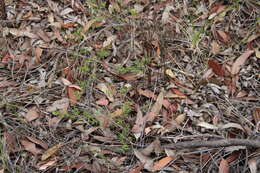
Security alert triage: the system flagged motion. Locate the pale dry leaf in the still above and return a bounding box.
[96,83,114,102]
[197,122,218,130]
[145,90,164,122]
[96,97,109,106]
[39,160,57,170]
[26,136,48,150]
[0,81,17,87]
[60,77,72,86]
[20,139,41,156]
[219,158,229,173]
[211,40,220,55]
[132,105,145,139]
[220,123,244,131]
[46,98,70,113]
[248,158,257,173]
[231,50,254,75]
[134,149,153,170]
[175,114,186,125]
[24,107,40,122]
[82,19,96,34]
[165,69,175,78]
[41,143,63,161]
[103,35,117,48]
[162,5,173,24]
[151,156,173,172]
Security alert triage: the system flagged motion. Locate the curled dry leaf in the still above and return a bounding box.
[231,50,254,75]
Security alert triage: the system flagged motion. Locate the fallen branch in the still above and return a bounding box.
[163,139,260,149]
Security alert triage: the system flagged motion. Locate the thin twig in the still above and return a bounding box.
[163,139,260,149]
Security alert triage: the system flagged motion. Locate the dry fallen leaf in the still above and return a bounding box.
[24,107,40,122]
[41,143,63,161]
[128,163,144,173]
[216,30,230,44]
[132,105,145,139]
[96,97,109,106]
[46,98,70,113]
[38,160,57,170]
[231,50,254,75]
[151,156,173,172]
[96,83,114,102]
[145,90,164,122]
[134,149,153,170]
[20,139,41,156]
[211,40,221,55]
[26,136,48,150]
[219,158,229,173]
[208,59,225,77]
[248,158,257,173]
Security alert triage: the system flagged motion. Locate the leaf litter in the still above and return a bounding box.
[0,0,259,172]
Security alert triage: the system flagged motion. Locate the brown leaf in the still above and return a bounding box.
[145,91,164,122]
[248,158,257,173]
[132,105,145,139]
[129,163,144,173]
[219,158,229,173]
[208,60,225,77]
[211,40,221,55]
[217,30,230,44]
[231,50,255,75]
[20,139,41,156]
[96,97,109,106]
[61,162,86,171]
[253,107,260,126]
[137,89,156,99]
[26,136,48,150]
[4,131,19,153]
[68,87,79,105]
[134,149,153,170]
[41,143,63,161]
[151,156,173,172]
[46,98,70,113]
[38,160,57,170]
[24,107,40,122]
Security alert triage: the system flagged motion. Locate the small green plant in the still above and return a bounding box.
[83,111,99,126]
[96,49,111,58]
[116,57,150,73]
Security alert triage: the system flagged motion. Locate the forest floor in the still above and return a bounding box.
[0,0,260,172]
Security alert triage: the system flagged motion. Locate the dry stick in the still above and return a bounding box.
[163,139,260,149]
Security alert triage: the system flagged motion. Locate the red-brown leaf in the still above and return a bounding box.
[208,60,225,77]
